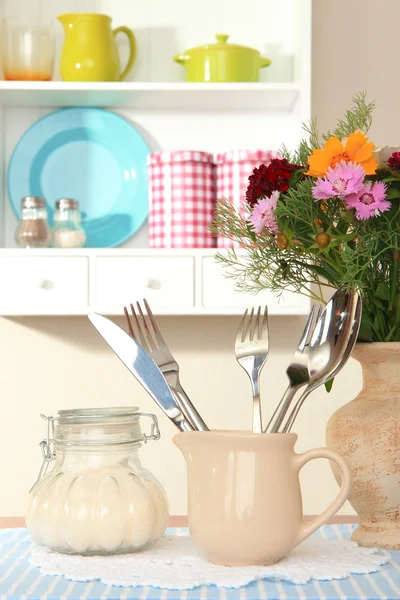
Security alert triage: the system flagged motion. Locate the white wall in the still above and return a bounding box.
[312,0,400,144]
[2,0,400,516]
[0,313,361,516]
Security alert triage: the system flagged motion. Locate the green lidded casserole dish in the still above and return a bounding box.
[173,34,272,83]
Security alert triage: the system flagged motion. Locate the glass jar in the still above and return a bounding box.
[15,196,51,248]
[2,17,54,81]
[26,407,169,555]
[52,198,86,248]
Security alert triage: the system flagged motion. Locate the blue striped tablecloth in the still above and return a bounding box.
[0,524,399,600]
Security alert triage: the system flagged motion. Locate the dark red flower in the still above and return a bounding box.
[388,152,400,171]
[246,159,302,207]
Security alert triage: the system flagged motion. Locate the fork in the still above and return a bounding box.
[235,306,269,433]
[264,304,321,433]
[124,299,208,432]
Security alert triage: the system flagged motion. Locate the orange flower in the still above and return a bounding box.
[305,132,378,177]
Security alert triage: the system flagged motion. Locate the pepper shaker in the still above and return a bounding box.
[15,196,51,248]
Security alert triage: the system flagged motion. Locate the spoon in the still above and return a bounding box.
[265,304,320,433]
[281,288,362,432]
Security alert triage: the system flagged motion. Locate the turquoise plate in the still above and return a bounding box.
[8,107,150,247]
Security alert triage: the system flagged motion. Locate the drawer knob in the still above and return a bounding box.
[37,279,54,290]
[145,278,161,290]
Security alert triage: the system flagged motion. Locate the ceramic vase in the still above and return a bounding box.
[326,342,400,549]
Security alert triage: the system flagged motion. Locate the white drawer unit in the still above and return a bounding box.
[95,255,195,313]
[0,250,311,315]
[0,256,88,315]
[0,249,312,316]
[201,256,310,315]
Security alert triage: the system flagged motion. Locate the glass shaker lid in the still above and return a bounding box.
[21,196,45,209]
[55,198,79,210]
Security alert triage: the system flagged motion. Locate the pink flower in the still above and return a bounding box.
[247,191,280,233]
[312,161,365,201]
[345,181,390,220]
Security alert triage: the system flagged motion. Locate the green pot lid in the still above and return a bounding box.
[186,34,261,55]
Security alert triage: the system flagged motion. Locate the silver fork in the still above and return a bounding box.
[124,299,208,432]
[235,306,269,434]
[265,304,322,433]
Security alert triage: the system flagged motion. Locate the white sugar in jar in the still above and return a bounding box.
[26,408,168,555]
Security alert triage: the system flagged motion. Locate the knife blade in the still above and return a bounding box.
[88,313,194,432]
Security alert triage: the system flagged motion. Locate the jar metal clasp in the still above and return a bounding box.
[137,412,161,443]
[32,414,56,489]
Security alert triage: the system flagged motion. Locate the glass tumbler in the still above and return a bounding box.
[2,18,54,81]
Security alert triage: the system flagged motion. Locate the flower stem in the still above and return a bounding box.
[390,248,399,311]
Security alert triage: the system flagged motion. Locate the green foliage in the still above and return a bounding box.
[323,91,375,140]
[213,93,400,342]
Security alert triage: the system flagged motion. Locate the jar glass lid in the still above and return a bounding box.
[57,406,140,424]
[54,407,145,446]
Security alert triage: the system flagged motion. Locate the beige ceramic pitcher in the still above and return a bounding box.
[174,431,351,566]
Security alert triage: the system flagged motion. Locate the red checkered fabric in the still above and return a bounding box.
[148,151,216,248]
[216,149,281,248]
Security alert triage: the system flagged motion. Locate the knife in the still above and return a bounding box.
[88,313,194,432]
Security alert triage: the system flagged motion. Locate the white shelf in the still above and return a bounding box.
[0,81,301,111]
[0,248,311,317]
[0,248,215,257]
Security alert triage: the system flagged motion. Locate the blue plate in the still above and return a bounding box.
[8,107,150,247]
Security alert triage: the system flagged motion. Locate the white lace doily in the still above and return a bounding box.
[29,532,387,589]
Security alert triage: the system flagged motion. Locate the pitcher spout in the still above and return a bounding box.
[57,13,73,28]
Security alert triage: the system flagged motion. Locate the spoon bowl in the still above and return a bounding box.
[282,288,362,432]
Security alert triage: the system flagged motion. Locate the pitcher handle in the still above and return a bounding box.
[294,447,352,546]
[113,26,136,81]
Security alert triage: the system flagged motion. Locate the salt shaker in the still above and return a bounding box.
[52,198,86,248]
[15,196,51,248]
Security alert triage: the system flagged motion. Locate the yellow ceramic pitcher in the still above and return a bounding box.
[58,13,136,82]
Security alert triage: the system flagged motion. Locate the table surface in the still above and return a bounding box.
[0,516,359,528]
[1,519,395,600]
